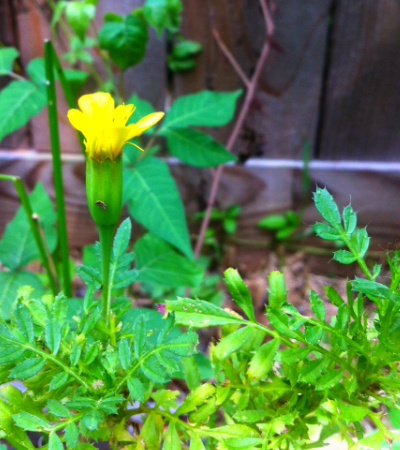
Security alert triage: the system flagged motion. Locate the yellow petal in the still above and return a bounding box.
[113,104,135,126]
[109,127,131,159]
[127,112,165,139]
[67,109,90,133]
[78,93,114,118]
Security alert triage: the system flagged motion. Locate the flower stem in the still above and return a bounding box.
[44,40,73,298]
[0,175,58,295]
[98,224,114,327]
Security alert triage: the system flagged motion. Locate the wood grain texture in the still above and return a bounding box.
[319,0,400,160]
[176,0,331,159]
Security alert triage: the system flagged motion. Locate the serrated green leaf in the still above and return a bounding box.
[313,222,340,241]
[64,422,79,448]
[134,314,147,358]
[214,326,253,360]
[70,342,82,366]
[165,128,236,167]
[0,47,19,75]
[141,357,168,383]
[280,347,311,364]
[176,383,215,415]
[45,315,61,355]
[189,433,206,450]
[81,409,103,431]
[118,339,131,370]
[127,378,145,402]
[305,325,323,344]
[98,395,124,414]
[0,272,44,321]
[337,402,369,423]
[0,183,57,271]
[123,157,192,258]
[352,277,395,302]
[10,358,45,380]
[336,304,350,333]
[53,292,68,326]
[49,372,69,391]
[47,400,70,418]
[163,421,181,450]
[160,90,242,132]
[84,341,100,364]
[135,233,202,287]
[267,271,287,309]
[247,338,280,381]
[224,268,255,321]
[266,308,302,340]
[156,352,179,373]
[316,369,344,390]
[313,187,341,228]
[0,80,46,143]
[300,358,327,383]
[233,410,269,423]
[0,345,25,364]
[333,250,357,265]
[66,397,96,411]
[166,298,246,328]
[99,14,148,69]
[324,285,345,307]
[14,305,34,343]
[113,218,131,260]
[354,228,370,257]
[13,411,49,431]
[343,204,357,234]
[309,290,326,321]
[181,356,200,390]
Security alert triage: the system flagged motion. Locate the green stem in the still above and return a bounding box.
[49,41,85,155]
[0,175,58,295]
[98,224,114,327]
[44,40,72,298]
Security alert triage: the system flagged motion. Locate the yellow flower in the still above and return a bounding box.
[67,92,164,162]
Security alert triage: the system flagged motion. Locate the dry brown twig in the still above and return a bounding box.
[194,0,275,258]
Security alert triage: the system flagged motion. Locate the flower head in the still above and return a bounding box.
[67,92,164,162]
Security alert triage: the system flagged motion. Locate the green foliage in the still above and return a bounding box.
[143,0,182,36]
[99,12,148,70]
[168,39,202,72]
[0,47,19,75]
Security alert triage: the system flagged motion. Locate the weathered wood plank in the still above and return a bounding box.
[318,0,400,160]
[176,0,331,159]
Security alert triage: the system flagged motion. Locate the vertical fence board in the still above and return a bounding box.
[319,0,400,160]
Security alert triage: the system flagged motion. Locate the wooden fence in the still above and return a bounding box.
[1,0,400,250]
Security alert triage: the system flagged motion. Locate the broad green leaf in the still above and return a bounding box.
[123,157,192,258]
[0,80,46,143]
[224,268,255,321]
[0,47,19,75]
[99,14,148,69]
[135,233,202,287]
[14,305,34,343]
[313,222,340,241]
[143,0,182,36]
[127,378,145,402]
[351,432,383,450]
[13,411,49,432]
[165,128,236,167]
[313,187,341,228]
[10,358,46,380]
[316,369,344,390]
[26,58,47,87]
[299,358,327,383]
[309,290,326,321]
[304,325,323,344]
[166,298,247,328]
[64,422,79,448]
[181,356,201,390]
[247,338,280,381]
[352,277,396,302]
[214,326,253,360]
[164,422,181,450]
[160,90,242,133]
[171,40,202,58]
[118,339,131,370]
[333,250,357,265]
[267,271,287,309]
[45,315,61,355]
[0,183,57,270]
[49,372,68,391]
[47,400,69,418]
